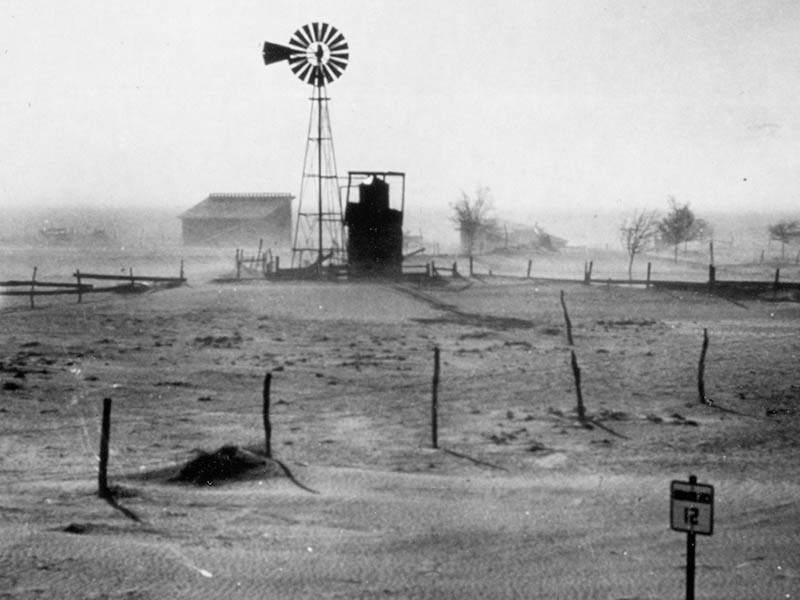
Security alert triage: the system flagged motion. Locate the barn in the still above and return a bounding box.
[179,193,293,247]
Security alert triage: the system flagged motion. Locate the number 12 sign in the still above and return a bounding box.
[670,478,714,535]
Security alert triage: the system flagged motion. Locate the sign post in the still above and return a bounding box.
[670,474,714,600]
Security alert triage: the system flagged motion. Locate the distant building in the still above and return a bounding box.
[179,193,293,247]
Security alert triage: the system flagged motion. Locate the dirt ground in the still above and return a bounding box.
[1,247,799,599]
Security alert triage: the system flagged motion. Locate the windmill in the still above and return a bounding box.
[262,23,349,270]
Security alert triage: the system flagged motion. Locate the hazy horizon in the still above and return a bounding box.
[2,1,800,220]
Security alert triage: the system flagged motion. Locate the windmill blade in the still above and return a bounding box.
[328,32,346,50]
[302,23,315,46]
[327,56,348,72]
[321,64,337,84]
[325,60,344,81]
[290,27,312,49]
[311,22,321,43]
[319,22,333,45]
[292,61,314,83]
[262,41,294,66]
[329,50,349,63]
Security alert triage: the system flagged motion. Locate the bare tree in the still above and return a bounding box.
[658,197,703,262]
[450,185,496,256]
[768,220,800,260]
[620,209,659,280]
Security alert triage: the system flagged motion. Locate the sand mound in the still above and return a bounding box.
[170,445,278,486]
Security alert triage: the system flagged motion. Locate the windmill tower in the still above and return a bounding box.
[262,23,349,270]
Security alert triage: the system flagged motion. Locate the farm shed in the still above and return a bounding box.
[179,193,293,247]
[492,221,568,252]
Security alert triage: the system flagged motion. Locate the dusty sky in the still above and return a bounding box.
[2,0,799,220]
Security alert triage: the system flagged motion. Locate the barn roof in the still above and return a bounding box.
[180,193,294,220]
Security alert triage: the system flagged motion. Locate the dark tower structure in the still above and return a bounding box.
[343,172,405,277]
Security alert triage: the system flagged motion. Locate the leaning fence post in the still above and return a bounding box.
[431,347,440,449]
[560,290,574,346]
[263,372,272,459]
[526,259,532,279]
[98,398,112,497]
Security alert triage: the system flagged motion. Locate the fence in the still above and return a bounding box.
[0,263,186,308]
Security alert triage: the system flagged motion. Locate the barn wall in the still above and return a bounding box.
[181,209,292,247]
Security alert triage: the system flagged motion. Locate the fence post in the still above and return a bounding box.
[98,398,112,497]
[452,261,457,276]
[526,259,532,279]
[646,262,652,289]
[236,250,242,280]
[708,264,715,290]
[129,268,135,288]
[431,347,440,449]
[570,351,586,423]
[275,256,280,272]
[560,290,574,346]
[76,269,83,304]
[263,372,272,459]
[179,259,184,281]
[698,329,709,405]
[709,240,714,266]
[774,268,781,296]
[29,266,37,309]
[469,256,474,277]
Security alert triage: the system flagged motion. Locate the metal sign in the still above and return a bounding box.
[670,478,714,535]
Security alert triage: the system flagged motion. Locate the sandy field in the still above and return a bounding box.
[1,246,799,599]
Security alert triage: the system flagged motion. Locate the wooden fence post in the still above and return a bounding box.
[263,372,272,459]
[708,264,715,290]
[236,250,242,280]
[774,268,781,298]
[431,347,440,449]
[76,269,83,304]
[709,240,714,266]
[98,398,112,497]
[570,351,586,423]
[29,267,37,309]
[526,259,532,279]
[698,329,709,405]
[646,262,652,289]
[560,290,574,346]
[469,256,474,277]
